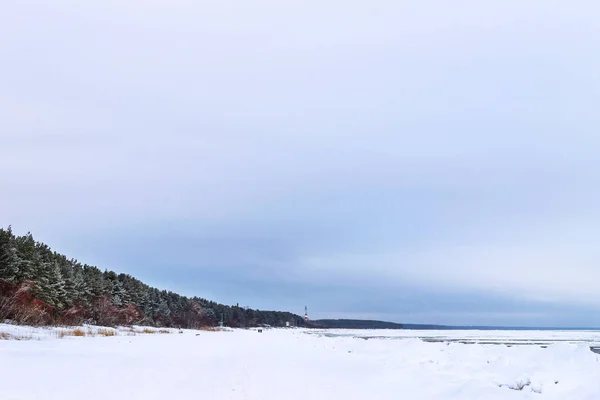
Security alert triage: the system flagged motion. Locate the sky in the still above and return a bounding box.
[1,0,600,327]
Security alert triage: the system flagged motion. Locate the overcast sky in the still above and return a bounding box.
[2,0,600,327]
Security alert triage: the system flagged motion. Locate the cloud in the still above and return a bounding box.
[2,0,600,325]
[292,211,600,304]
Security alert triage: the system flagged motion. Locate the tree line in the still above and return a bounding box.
[0,227,307,328]
[313,319,404,329]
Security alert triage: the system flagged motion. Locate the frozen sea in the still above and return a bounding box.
[310,328,600,350]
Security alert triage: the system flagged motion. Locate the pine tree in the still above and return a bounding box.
[31,252,53,305]
[1,228,307,328]
[0,227,19,282]
[14,233,36,281]
[111,280,126,307]
[59,262,76,308]
[72,266,91,306]
[48,261,67,308]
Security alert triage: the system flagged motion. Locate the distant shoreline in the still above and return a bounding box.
[312,318,600,331]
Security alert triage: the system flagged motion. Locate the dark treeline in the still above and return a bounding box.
[313,319,404,329]
[0,227,306,328]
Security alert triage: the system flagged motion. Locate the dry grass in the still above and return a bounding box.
[122,327,138,336]
[1,325,174,341]
[138,328,169,334]
[57,330,70,339]
[57,327,116,338]
[73,328,86,337]
[0,332,33,340]
[97,329,116,337]
[198,326,219,332]
[120,327,170,335]
[57,328,87,338]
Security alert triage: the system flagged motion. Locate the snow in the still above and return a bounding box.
[2,325,600,399]
[310,328,600,345]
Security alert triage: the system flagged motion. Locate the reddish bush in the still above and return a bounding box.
[0,280,53,325]
[116,303,143,325]
[91,296,119,326]
[58,306,88,326]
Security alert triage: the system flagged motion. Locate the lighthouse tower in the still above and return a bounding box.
[304,305,308,322]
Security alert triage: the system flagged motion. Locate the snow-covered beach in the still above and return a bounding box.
[2,325,600,400]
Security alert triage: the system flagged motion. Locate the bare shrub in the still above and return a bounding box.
[59,307,87,326]
[117,304,144,326]
[0,281,53,326]
[92,296,118,327]
[500,379,532,391]
[0,295,15,322]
